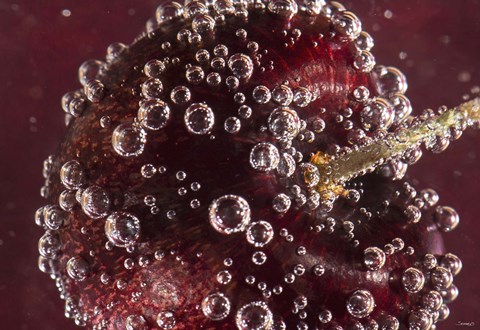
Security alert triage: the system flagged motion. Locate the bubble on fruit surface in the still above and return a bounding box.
[293,87,312,107]
[105,211,141,247]
[112,123,147,157]
[66,256,90,281]
[408,309,432,330]
[272,85,293,106]
[44,205,67,231]
[346,290,375,318]
[184,103,215,135]
[80,185,111,219]
[156,311,176,329]
[235,301,273,330]
[126,314,148,330]
[138,99,171,131]
[360,98,394,131]
[144,59,166,78]
[228,53,254,79]
[430,266,453,291]
[192,14,215,33]
[250,143,280,172]
[38,232,61,258]
[209,195,251,234]
[390,93,412,123]
[433,206,459,232]
[141,78,164,99]
[59,190,77,211]
[224,117,241,134]
[354,50,376,72]
[296,163,320,188]
[141,164,156,178]
[440,253,462,276]
[268,107,300,140]
[318,309,332,323]
[363,247,386,271]
[381,315,399,330]
[201,292,231,321]
[60,160,85,189]
[421,291,443,312]
[78,59,105,86]
[252,85,272,104]
[375,66,408,96]
[170,85,191,104]
[355,31,374,51]
[272,193,291,213]
[246,221,274,247]
[155,1,183,22]
[402,267,425,293]
[332,11,362,40]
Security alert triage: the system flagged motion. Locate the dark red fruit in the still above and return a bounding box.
[36,1,463,329]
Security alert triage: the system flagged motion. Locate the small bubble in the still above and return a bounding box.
[105,212,141,247]
[202,292,231,320]
[250,143,280,172]
[66,256,90,281]
[170,85,191,104]
[224,117,241,134]
[209,195,251,234]
[402,267,425,293]
[363,247,386,271]
[144,59,166,78]
[112,123,146,157]
[346,289,375,318]
[246,221,274,247]
[235,301,273,330]
[126,315,148,330]
[156,311,176,329]
[228,53,254,79]
[252,85,272,104]
[81,185,110,219]
[433,206,459,232]
[184,103,215,135]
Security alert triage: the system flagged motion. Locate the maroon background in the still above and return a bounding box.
[0,1,479,329]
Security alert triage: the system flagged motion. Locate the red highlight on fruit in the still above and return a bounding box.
[36,1,476,329]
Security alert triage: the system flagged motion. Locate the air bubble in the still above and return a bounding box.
[346,289,375,318]
[433,206,459,232]
[430,266,453,291]
[138,99,170,130]
[363,247,386,271]
[332,11,362,40]
[268,107,300,140]
[209,195,251,234]
[192,14,215,33]
[186,65,205,84]
[246,221,274,247]
[440,253,462,276]
[268,0,298,18]
[360,98,394,131]
[38,232,61,258]
[408,310,432,330]
[402,267,425,293]
[104,212,141,248]
[81,185,110,219]
[184,103,215,135]
[112,123,146,157]
[354,51,376,72]
[228,53,254,79]
[157,311,176,329]
[78,59,105,86]
[126,315,148,330]
[202,292,231,321]
[171,85,191,104]
[250,143,280,172]
[156,2,183,22]
[252,85,272,104]
[141,78,164,99]
[224,117,241,134]
[66,256,90,281]
[272,193,291,213]
[144,59,166,78]
[235,301,273,330]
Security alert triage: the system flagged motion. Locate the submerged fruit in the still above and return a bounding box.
[36,1,477,329]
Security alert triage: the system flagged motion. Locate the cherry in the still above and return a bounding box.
[35,1,474,329]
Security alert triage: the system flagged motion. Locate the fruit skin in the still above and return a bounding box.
[34,1,466,329]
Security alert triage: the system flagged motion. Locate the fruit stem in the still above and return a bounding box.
[310,97,480,196]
